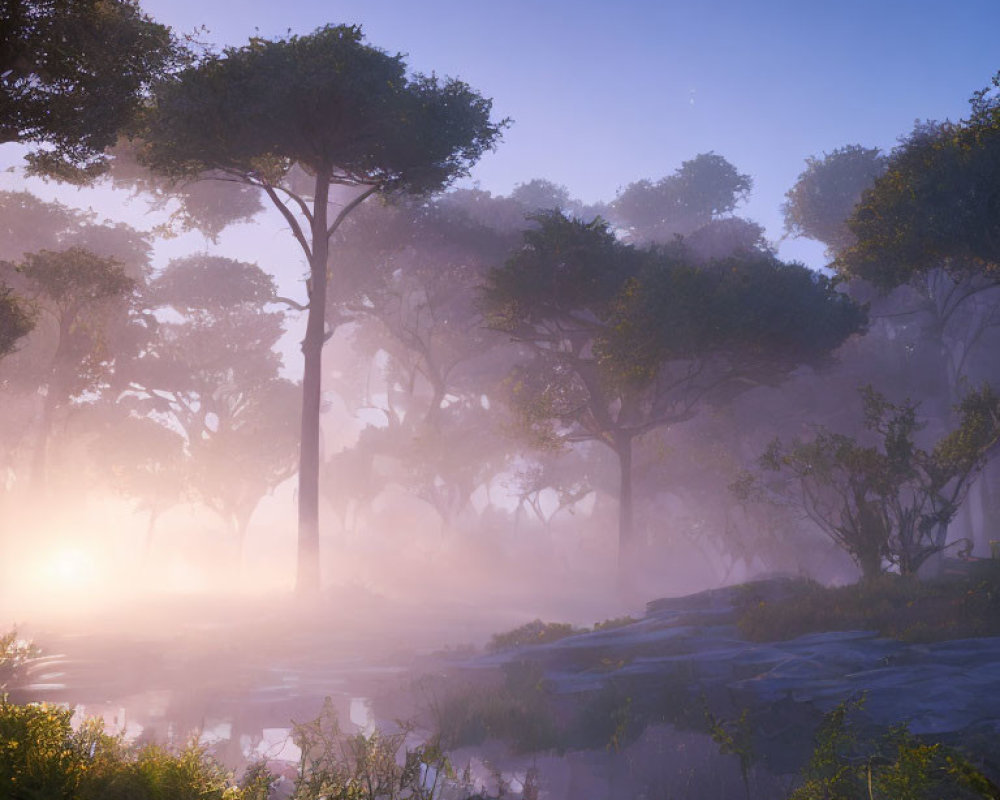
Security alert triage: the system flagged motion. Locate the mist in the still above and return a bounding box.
[3,4,1000,798]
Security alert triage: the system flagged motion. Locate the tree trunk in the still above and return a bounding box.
[857,546,882,582]
[296,173,331,597]
[616,435,635,589]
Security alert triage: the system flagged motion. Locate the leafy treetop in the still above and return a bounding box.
[138,24,506,197]
[0,0,177,181]
[838,75,1000,289]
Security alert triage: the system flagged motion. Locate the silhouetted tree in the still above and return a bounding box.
[13,248,135,491]
[124,255,297,553]
[91,415,186,554]
[746,386,1000,579]
[0,192,152,494]
[783,145,887,258]
[839,80,1000,290]
[321,192,522,533]
[609,153,752,245]
[134,24,506,593]
[484,212,865,582]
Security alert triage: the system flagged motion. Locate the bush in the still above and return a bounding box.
[789,697,999,800]
[0,697,242,799]
[736,567,1000,643]
[486,620,583,652]
[0,696,515,799]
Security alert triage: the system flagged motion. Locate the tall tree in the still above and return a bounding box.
[134,25,506,593]
[609,152,752,245]
[318,191,524,534]
[123,255,297,552]
[838,78,1000,290]
[0,0,176,180]
[484,212,865,582]
[782,144,887,258]
[0,191,152,492]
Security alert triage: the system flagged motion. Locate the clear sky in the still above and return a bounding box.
[135,0,1000,268]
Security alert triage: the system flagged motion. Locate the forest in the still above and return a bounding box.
[2,2,1000,799]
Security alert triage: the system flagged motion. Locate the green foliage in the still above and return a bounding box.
[0,0,178,181]
[0,697,245,800]
[610,152,752,244]
[20,247,134,307]
[783,145,887,257]
[486,620,583,653]
[14,246,137,402]
[139,24,505,195]
[599,250,866,387]
[704,704,755,800]
[735,567,1000,643]
[747,385,1000,579]
[148,255,276,311]
[788,697,999,800]
[0,695,515,800]
[486,210,864,574]
[292,697,452,799]
[839,76,1000,289]
[483,212,639,335]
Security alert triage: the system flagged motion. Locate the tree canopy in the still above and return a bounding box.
[609,153,752,245]
[782,144,887,258]
[137,25,504,194]
[0,0,176,180]
[485,212,865,578]
[838,77,1000,289]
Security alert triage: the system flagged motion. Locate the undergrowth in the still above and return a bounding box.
[736,564,1000,643]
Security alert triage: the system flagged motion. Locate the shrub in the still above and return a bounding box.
[0,697,242,800]
[736,567,1000,643]
[486,620,583,652]
[789,696,999,800]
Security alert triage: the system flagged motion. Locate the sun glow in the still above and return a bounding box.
[47,547,99,587]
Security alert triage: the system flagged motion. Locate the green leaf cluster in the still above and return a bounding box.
[0,696,245,800]
[139,24,506,196]
[790,697,999,800]
[0,0,178,181]
[839,76,1000,289]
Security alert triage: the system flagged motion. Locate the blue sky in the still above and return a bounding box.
[3,0,996,273]
[137,0,1000,268]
